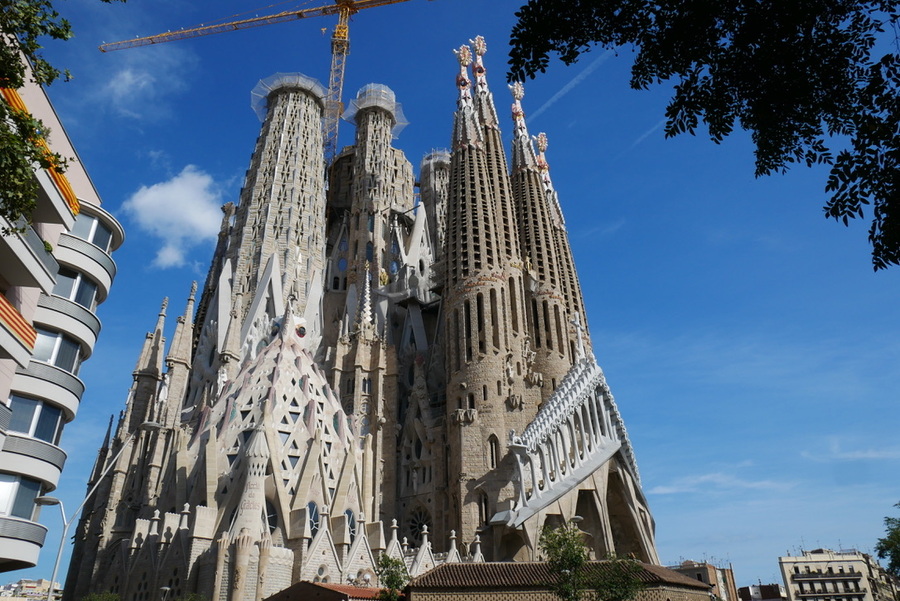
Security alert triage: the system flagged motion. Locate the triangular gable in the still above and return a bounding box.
[341,524,377,583]
[409,531,437,576]
[299,521,343,583]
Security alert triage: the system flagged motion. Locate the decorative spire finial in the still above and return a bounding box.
[454,44,472,67]
[189,280,198,299]
[511,81,524,101]
[471,35,487,56]
[160,297,169,314]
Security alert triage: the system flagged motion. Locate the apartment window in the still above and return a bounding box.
[8,395,63,444]
[33,328,81,374]
[0,474,42,519]
[53,267,98,309]
[70,213,113,252]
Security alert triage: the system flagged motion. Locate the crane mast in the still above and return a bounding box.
[99,0,422,161]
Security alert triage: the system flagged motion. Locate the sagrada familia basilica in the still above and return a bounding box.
[64,37,659,601]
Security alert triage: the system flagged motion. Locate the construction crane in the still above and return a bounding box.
[99,0,423,161]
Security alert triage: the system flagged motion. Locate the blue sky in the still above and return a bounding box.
[8,0,900,588]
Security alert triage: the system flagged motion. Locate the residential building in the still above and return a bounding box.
[780,549,898,601]
[64,36,657,601]
[0,73,124,571]
[740,583,789,601]
[668,560,739,601]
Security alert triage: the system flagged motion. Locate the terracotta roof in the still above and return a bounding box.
[409,561,712,591]
[315,582,385,599]
[264,580,387,601]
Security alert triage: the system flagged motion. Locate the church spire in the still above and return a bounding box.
[469,35,520,264]
[166,282,196,369]
[134,298,167,377]
[451,44,480,149]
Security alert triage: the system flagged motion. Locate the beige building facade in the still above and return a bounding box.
[780,549,898,601]
[64,36,657,601]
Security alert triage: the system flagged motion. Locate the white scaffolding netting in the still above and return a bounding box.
[342,83,409,138]
[251,72,327,121]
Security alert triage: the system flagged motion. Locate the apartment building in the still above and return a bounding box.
[779,549,898,601]
[0,74,123,571]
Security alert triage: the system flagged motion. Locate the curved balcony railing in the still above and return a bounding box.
[35,294,101,357]
[0,402,10,431]
[0,516,47,544]
[55,233,117,296]
[14,361,85,420]
[3,433,67,472]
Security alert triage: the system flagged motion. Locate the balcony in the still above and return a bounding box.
[792,572,863,581]
[33,168,77,229]
[0,516,47,571]
[35,294,101,357]
[0,293,36,367]
[0,218,59,294]
[0,433,67,486]
[54,233,117,300]
[13,361,85,421]
[0,402,10,432]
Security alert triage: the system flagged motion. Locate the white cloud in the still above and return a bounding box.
[121,165,223,268]
[649,472,790,495]
[801,439,900,462]
[100,45,196,120]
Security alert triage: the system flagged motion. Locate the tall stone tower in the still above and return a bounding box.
[65,37,658,601]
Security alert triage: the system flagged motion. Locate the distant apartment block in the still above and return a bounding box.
[0,74,123,571]
[667,560,739,601]
[779,549,898,601]
[740,583,789,601]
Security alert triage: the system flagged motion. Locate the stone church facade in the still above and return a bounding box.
[64,37,658,601]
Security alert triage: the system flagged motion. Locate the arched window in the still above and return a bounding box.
[488,435,500,469]
[307,502,320,538]
[478,491,490,525]
[345,509,357,543]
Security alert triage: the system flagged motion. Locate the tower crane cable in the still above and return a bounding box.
[98,0,424,162]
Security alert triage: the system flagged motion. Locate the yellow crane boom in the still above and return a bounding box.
[99,0,422,160]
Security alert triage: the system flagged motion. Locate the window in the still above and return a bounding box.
[53,267,98,309]
[33,328,82,374]
[307,501,320,538]
[0,474,42,519]
[478,491,489,525]
[345,509,357,543]
[488,435,499,469]
[8,395,63,444]
[70,213,113,252]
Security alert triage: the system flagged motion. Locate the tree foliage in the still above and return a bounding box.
[539,522,645,601]
[540,522,591,601]
[508,0,900,270]
[875,501,900,577]
[592,557,646,601]
[375,553,409,601]
[0,0,120,232]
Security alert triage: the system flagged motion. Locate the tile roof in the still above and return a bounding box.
[264,580,387,601]
[409,561,713,591]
